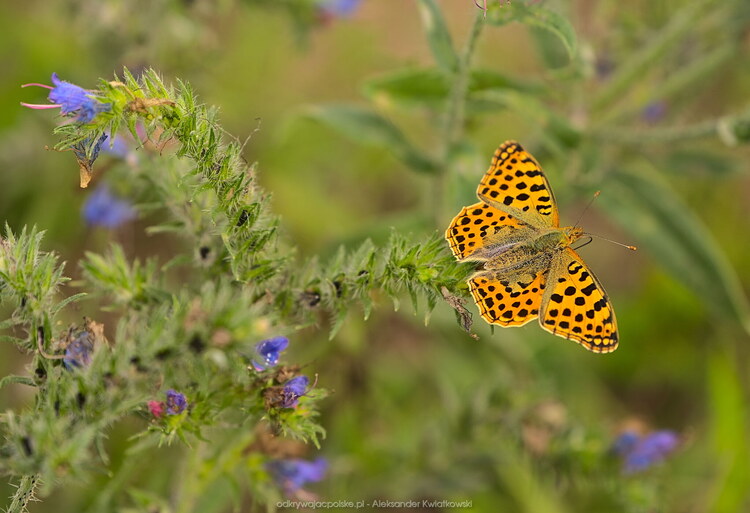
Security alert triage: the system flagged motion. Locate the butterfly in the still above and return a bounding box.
[445,141,618,353]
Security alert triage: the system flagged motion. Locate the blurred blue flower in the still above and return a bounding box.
[63,331,95,370]
[268,458,327,493]
[252,336,289,370]
[21,73,111,123]
[280,376,310,408]
[319,0,362,18]
[642,100,668,123]
[102,133,132,159]
[165,389,188,415]
[612,430,639,454]
[613,430,679,474]
[82,185,135,228]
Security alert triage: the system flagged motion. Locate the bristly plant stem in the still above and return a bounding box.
[590,109,750,145]
[6,474,38,513]
[434,11,484,226]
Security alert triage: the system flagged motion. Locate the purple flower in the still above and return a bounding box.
[63,331,95,370]
[102,133,129,158]
[613,430,679,474]
[318,0,362,19]
[165,389,188,415]
[82,184,135,228]
[642,101,667,123]
[252,336,289,370]
[267,458,327,494]
[280,376,310,408]
[21,73,111,123]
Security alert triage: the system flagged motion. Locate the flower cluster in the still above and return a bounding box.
[613,430,679,474]
[148,389,188,419]
[252,337,315,409]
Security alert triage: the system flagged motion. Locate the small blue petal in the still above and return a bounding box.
[612,431,639,455]
[63,331,94,370]
[283,376,309,396]
[320,0,362,17]
[268,458,327,493]
[252,336,289,370]
[280,375,310,408]
[642,101,667,123]
[72,134,108,166]
[82,185,135,229]
[102,133,132,160]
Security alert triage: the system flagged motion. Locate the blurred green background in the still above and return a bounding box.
[2,0,750,511]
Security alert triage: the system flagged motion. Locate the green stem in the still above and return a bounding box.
[443,12,484,150]
[6,475,39,513]
[589,110,750,145]
[0,375,35,390]
[592,0,715,117]
[434,11,484,226]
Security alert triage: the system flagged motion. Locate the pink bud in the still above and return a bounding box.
[148,400,165,418]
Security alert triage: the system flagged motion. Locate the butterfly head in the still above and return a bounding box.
[564,226,584,244]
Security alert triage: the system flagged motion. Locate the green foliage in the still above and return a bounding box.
[3,0,750,512]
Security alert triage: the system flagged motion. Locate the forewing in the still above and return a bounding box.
[476,141,559,228]
[540,248,618,353]
[469,269,548,327]
[445,201,527,260]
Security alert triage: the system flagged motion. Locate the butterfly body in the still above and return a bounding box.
[446,141,618,353]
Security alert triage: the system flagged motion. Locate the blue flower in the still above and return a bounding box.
[642,101,667,123]
[165,389,188,415]
[82,185,135,228]
[21,73,111,123]
[613,430,679,474]
[63,330,95,370]
[611,431,639,455]
[319,0,362,18]
[105,134,130,159]
[280,376,310,408]
[252,336,289,370]
[267,458,327,494]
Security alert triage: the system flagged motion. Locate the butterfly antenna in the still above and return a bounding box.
[575,191,637,251]
[584,232,637,251]
[573,190,601,228]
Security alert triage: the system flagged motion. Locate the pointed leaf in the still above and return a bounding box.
[487,3,578,61]
[302,104,439,174]
[417,0,459,72]
[602,166,750,334]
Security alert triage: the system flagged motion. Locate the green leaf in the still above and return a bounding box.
[602,166,750,334]
[474,90,580,147]
[302,104,439,174]
[708,351,750,513]
[416,0,458,73]
[591,0,709,114]
[363,67,543,113]
[487,3,578,61]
